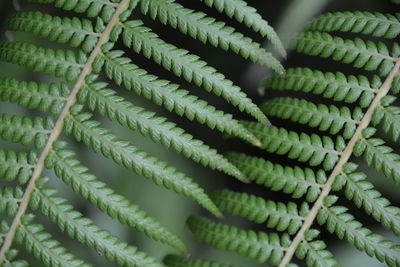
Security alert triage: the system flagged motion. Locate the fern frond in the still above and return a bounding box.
[120,20,269,125]
[163,254,233,267]
[31,187,165,267]
[264,68,380,108]
[16,216,90,267]
[0,42,85,81]
[0,114,52,148]
[0,150,36,184]
[308,12,400,39]
[45,142,187,253]
[64,112,223,216]
[201,0,286,57]
[294,32,397,76]
[78,81,243,178]
[6,11,99,53]
[354,128,400,184]
[261,97,362,139]
[0,78,68,115]
[211,190,308,234]
[225,153,325,202]
[28,0,119,22]
[296,231,338,267]
[242,122,344,170]
[317,200,400,266]
[138,0,284,74]
[187,216,291,265]
[333,163,400,236]
[99,50,261,146]
[372,95,400,142]
[0,187,23,217]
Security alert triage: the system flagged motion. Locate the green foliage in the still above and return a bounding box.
[261,97,362,139]
[138,0,284,74]
[0,42,85,81]
[183,8,400,267]
[187,215,291,265]
[225,153,326,202]
[0,79,69,115]
[242,122,344,170]
[265,68,380,108]
[307,12,400,39]
[0,0,283,265]
[163,255,233,267]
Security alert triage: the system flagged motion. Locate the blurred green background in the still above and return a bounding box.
[0,0,398,266]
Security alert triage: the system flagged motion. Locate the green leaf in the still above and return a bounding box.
[0,78,68,115]
[354,128,400,184]
[308,12,400,39]
[241,122,344,170]
[262,97,362,139]
[0,114,53,148]
[201,0,286,56]
[318,205,400,266]
[98,49,261,146]
[333,163,400,236]
[64,112,223,216]
[45,143,187,253]
[163,255,234,267]
[120,20,269,125]
[138,0,284,74]
[294,32,397,76]
[31,188,165,267]
[225,153,325,202]
[0,150,37,184]
[264,68,380,108]
[78,81,244,180]
[6,11,99,53]
[187,216,291,265]
[0,42,85,81]
[211,190,308,234]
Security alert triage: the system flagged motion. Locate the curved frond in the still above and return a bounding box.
[264,68,380,108]
[30,187,165,267]
[0,42,84,81]
[0,187,23,217]
[78,81,243,178]
[0,78,68,115]
[225,153,325,202]
[0,114,52,148]
[211,190,308,234]
[262,97,362,139]
[296,237,338,267]
[308,12,400,39]
[201,0,286,56]
[45,143,187,253]
[28,0,119,22]
[318,203,400,266]
[98,50,261,146]
[354,128,400,184]
[138,0,284,74]
[372,95,400,143]
[242,122,344,170]
[187,216,291,265]
[333,163,400,236]
[64,112,223,216]
[294,32,397,76]
[6,11,99,53]
[17,217,90,267]
[120,20,268,124]
[0,150,36,184]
